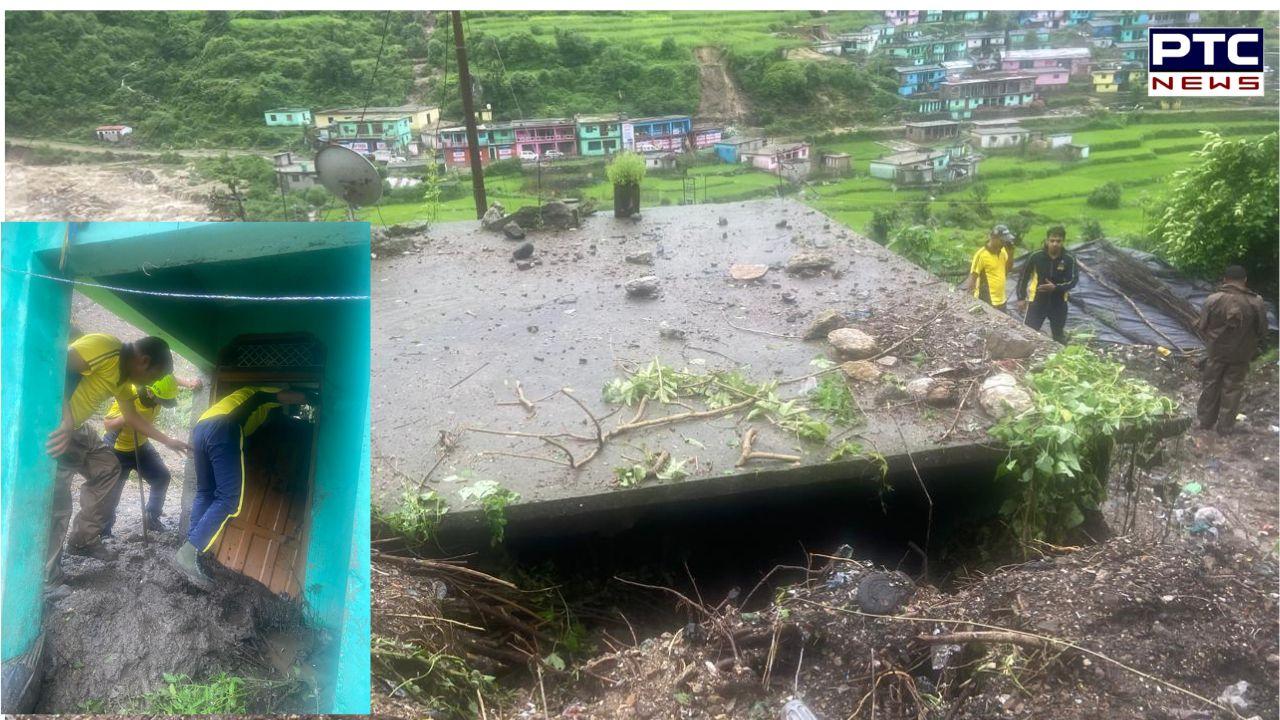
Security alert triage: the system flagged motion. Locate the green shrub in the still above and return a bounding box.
[1086,182,1122,209]
[605,151,647,186]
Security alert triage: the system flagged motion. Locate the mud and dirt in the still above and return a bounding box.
[694,47,749,125]
[5,158,219,222]
[371,199,1052,537]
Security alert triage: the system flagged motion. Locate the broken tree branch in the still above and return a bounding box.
[1076,260,1185,351]
[735,427,802,467]
[560,388,605,468]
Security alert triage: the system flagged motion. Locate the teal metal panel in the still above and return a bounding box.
[1,222,72,662]
[333,400,371,712]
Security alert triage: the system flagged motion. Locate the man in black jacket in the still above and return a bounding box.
[1017,226,1078,344]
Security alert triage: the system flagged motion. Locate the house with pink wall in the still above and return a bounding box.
[511,118,577,158]
[883,10,920,26]
[690,125,723,149]
[741,142,810,173]
[1000,48,1091,88]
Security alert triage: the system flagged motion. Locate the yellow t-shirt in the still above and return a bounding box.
[69,333,132,429]
[970,246,1010,307]
[199,386,282,438]
[104,387,161,452]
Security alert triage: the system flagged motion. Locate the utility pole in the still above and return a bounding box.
[452,10,487,219]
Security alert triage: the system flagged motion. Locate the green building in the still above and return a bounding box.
[263,108,313,127]
[575,115,622,156]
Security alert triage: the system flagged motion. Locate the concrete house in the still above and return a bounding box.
[869,150,949,184]
[689,125,724,150]
[1001,48,1092,89]
[938,74,1037,120]
[325,116,415,160]
[93,125,132,143]
[905,120,960,143]
[741,142,811,179]
[643,151,678,171]
[438,124,518,169]
[895,65,945,96]
[315,105,441,135]
[510,118,577,159]
[820,152,852,175]
[273,152,319,192]
[714,136,767,164]
[575,115,623,157]
[622,115,693,153]
[1,222,371,713]
[964,30,1007,59]
[883,10,920,26]
[971,125,1030,149]
[264,108,313,127]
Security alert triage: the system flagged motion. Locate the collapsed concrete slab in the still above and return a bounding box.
[371,199,1054,545]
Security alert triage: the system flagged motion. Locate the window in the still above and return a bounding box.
[270,114,278,121]
[588,140,601,150]
[286,114,294,122]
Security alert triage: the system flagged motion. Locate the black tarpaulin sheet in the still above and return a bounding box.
[1007,240,1277,350]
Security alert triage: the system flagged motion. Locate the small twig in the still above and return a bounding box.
[610,398,754,438]
[872,305,950,360]
[796,600,1237,716]
[940,377,980,441]
[735,427,802,467]
[887,409,933,555]
[723,311,802,340]
[514,381,536,414]
[382,613,486,631]
[561,388,605,468]
[449,361,490,390]
[477,450,571,467]
[683,343,744,365]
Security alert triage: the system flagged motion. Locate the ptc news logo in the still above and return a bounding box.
[1149,28,1265,97]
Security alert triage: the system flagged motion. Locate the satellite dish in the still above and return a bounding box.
[315,144,383,217]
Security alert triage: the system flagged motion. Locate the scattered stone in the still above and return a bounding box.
[625,250,655,265]
[786,251,834,277]
[658,324,687,341]
[503,223,526,240]
[984,328,1037,360]
[729,263,769,281]
[979,373,1033,418]
[383,220,430,238]
[828,328,879,360]
[722,232,728,240]
[371,230,418,258]
[555,295,577,305]
[527,325,538,333]
[841,360,882,383]
[625,276,660,298]
[718,217,728,227]
[512,242,534,260]
[515,259,535,270]
[776,219,789,229]
[1194,506,1227,528]
[875,356,899,367]
[127,168,157,185]
[906,377,957,406]
[781,291,797,304]
[804,309,847,340]
[857,571,914,614]
[480,202,507,229]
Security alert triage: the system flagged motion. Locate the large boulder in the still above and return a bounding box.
[480,202,506,230]
[828,328,879,360]
[906,377,957,407]
[979,373,1033,418]
[541,200,580,230]
[805,309,848,340]
[984,328,1037,360]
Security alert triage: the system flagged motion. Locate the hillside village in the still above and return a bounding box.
[85,9,1228,197]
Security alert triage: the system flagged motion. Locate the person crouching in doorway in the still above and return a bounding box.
[172,385,316,591]
[100,374,190,536]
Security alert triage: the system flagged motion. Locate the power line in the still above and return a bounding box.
[359,11,394,122]
[5,267,369,301]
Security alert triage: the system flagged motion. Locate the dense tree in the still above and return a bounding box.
[1149,132,1279,295]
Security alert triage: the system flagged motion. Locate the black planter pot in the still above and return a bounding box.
[613,183,641,218]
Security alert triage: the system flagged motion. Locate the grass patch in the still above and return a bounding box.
[140,673,247,715]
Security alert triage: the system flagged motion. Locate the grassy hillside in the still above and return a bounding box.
[5,10,416,148]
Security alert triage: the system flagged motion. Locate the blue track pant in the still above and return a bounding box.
[187,417,245,553]
[102,435,171,534]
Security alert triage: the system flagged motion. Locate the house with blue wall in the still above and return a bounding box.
[1,222,370,714]
[622,115,693,152]
[714,136,766,164]
[894,65,945,96]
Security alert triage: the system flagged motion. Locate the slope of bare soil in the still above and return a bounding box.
[694,47,748,124]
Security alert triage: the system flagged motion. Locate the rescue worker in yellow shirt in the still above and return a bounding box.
[961,225,1017,311]
[173,385,317,590]
[100,374,195,536]
[46,334,191,581]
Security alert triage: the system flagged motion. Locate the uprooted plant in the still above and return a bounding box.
[989,345,1176,550]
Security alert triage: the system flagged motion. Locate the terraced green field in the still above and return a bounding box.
[360,113,1276,254]
[462,10,879,51]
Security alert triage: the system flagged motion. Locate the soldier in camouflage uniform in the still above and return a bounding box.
[1196,265,1269,434]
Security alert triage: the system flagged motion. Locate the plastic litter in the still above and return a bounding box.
[1217,680,1250,710]
[781,698,819,720]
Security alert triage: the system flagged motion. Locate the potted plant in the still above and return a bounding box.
[606,151,646,218]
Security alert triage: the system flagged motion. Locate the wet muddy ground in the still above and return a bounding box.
[4,159,218,222]
[371,200,1051,531]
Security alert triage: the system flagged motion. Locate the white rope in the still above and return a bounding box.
[4,267,369,302]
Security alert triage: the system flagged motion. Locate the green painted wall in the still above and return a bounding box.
[0,222,371,712]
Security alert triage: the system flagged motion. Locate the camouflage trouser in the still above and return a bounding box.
[1197,358,1249,431]
[46,425,124,581]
